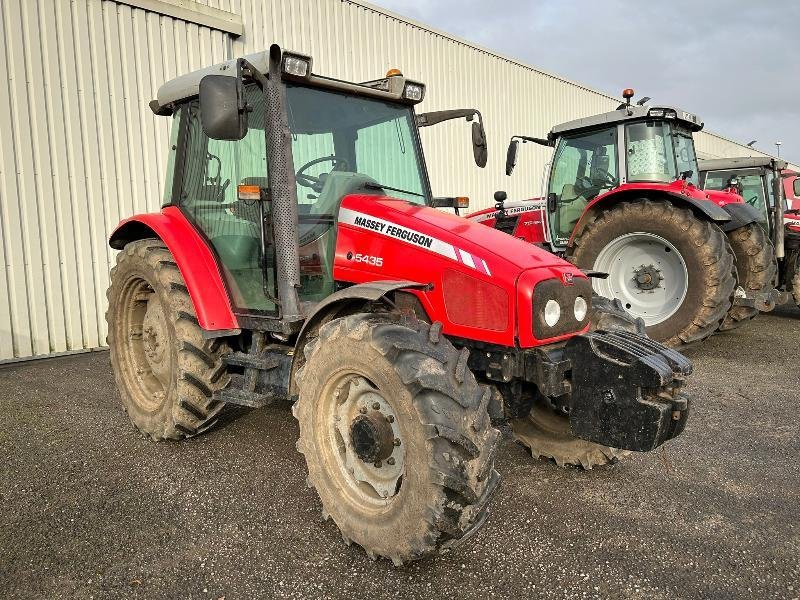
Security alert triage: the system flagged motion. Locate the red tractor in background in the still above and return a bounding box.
[699,156,800,308]
[469,90,776,347]
[106,48,691,565]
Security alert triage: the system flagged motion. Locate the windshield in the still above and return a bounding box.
[703,168,769,223]
[286,83,430,210]
[625,121,699,185]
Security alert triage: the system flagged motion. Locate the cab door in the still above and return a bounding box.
[170,85,277,315]
[546,128,618,248]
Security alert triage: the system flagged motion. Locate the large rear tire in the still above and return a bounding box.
[568,200,736,346]
[788,250,800,308]
[720,223,777,331]
[106,239,230,440]
[511,295,638,469]
[293,314,500,565]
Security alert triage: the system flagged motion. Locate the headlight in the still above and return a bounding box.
[282,54,311,78]
[403,82,425,102]
[544,300,561,327]
[532,276,593,340]
[574,296,588,322]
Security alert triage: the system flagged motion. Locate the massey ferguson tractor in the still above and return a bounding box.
[699,156,800,308]
[469,90,775,346]
[106,49,691,566]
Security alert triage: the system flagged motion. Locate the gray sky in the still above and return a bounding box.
[370,0,800,165]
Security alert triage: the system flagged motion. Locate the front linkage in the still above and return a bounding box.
[468,328,691,453]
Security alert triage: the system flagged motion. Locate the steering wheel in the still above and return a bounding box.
[573,171,617,198]
[295,156,351,192]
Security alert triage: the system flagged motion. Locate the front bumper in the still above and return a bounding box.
[468,329,692,453]
[562,330,691,452]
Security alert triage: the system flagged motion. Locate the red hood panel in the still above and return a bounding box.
[340,195,567,271]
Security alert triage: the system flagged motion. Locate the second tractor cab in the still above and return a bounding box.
[106,51,692,566]
[470,90,773,347]
[700,156,800,309]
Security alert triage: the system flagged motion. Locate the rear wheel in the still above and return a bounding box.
[568,200,736,346]
[511,295,638,469]
[787,250,800,308]
[293,314,500,565]
[720,223,777,330]
[106,239,230,440]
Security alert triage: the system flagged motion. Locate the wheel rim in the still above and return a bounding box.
[117,275,169,411]
[592,232,688,326]
[317,372,406,506]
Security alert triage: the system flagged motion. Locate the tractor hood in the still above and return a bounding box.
[334,195,585,348]
[337,195,569,272]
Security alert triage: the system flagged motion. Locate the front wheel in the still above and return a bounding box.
[568,200,736,346]
[293,314,500,565]
[510,295,637,469]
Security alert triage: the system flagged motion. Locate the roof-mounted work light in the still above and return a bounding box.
[282,52,312,78]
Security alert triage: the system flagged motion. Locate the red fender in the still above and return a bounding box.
[109,206,239,333]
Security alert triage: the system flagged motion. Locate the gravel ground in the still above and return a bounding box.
[1,307,799,600]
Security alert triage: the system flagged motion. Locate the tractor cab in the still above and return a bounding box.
[699,156,788,230]
[505,90,704,249]
[145,47,486,328]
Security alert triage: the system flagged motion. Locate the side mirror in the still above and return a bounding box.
[199,74,248,141]
[471,121,488,168]
[506,139,519,176]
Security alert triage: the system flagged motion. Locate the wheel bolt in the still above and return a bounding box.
[387,457,395,466]
[359,406,367,414]
[374,460,382,468]
[387,415,394,423]
[393,438,401,446]
[372,402,380,410]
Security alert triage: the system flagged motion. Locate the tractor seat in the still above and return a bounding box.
[560,184,588,231]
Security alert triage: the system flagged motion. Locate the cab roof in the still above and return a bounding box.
[151,45,425,116]
[699,156,787,173]
[549,104,704,140]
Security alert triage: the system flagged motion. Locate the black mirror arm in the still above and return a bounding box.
[416,108,481,128]
[512,134,552,147]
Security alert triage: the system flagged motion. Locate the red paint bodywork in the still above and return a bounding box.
[784,172,800,234]
[333,195,587,348]
[111,198,588,348]
[467,179,745,247]
[110,207,240,332]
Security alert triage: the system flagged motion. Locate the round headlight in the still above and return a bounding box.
[574,296,588,322]
[544,299,561,327]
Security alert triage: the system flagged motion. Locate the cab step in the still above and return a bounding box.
[214,333,292,409]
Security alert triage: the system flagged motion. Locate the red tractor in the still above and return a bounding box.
[469,90,775,346]
[699,156,800,308]
[106,49,690,565]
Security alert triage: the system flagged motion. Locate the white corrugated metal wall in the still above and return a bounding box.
[0,0,791,361]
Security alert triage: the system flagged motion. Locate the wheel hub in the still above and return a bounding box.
[334,376,404,499]
[350,411,395,464]
[141,297,169,385]
[633,264,662,291]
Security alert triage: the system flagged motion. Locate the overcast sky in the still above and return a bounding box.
[370,0,800,165]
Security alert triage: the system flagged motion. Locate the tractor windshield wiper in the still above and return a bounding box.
[363,181,425,198]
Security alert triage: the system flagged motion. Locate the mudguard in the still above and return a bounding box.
[718,202,762,232]
[288,280,427,397]
[109,206,239,334]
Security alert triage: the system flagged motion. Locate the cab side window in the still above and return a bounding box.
[173,85,275,313]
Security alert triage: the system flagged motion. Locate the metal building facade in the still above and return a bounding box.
[0,0,788,361]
